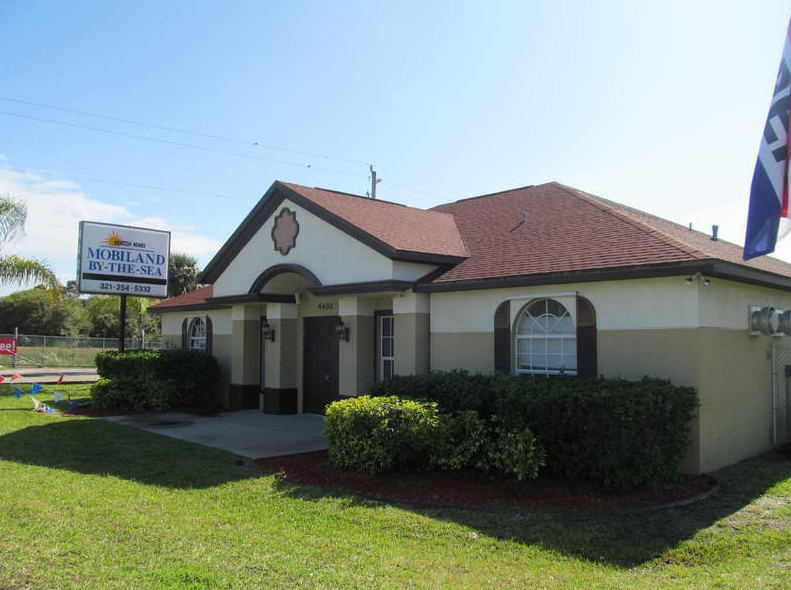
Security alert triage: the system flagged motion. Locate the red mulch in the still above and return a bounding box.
[255,450,718,511]
[67,404,717,510]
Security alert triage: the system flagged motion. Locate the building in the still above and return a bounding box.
[150,180,791,473]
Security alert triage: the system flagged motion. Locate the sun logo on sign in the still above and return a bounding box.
[103,232,124,247]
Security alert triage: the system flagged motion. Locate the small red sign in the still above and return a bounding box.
[0,337,17,355]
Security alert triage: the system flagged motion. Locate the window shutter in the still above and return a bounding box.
[576,297,598,379]
[181,318,188,349]
[494,301,510,373]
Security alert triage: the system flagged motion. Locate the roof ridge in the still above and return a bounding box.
[554,183,711,260]
[280,181,409,208]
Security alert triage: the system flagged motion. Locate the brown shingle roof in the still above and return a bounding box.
[428,182,791,284]
[200,181,468,284]
[149,285,213,312]
[280,182,468,258]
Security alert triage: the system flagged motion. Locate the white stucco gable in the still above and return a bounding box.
[213,199,399,296]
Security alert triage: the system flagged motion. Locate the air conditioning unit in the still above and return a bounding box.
[749,306,791,336]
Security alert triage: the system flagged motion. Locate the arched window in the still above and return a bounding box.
[515,299,577,375]
[188,317,207,351]
[182,316,212,353]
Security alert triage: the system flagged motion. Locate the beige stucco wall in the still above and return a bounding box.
[428,277,791,473]
[213,199,396,297]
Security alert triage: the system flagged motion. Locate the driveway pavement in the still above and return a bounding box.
[105,410,328,459]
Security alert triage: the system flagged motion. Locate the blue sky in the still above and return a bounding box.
[1,0,790,293]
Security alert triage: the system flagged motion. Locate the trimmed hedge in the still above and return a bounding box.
[324,395,439,473]
[324,396,546,480]
[92,349,221,411]
[371,371,698,489]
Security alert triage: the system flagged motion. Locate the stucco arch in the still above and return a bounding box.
[248,264,322,294]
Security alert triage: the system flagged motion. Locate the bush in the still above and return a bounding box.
[369,372,698,489]
[92,349,221,411]
[498,376,699,489]
[95,349,158,379]
[324,396,440,474]
[430,410,490,471]
[91,377,168,411]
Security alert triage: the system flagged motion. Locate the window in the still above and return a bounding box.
[515,299,577,375]
[379,314,394,380]
[188,317,207,352]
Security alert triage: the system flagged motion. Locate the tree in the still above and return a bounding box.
[0,194,60,291]
[168,253,200,297]
[0,287,89,335]
[85,295,161,343]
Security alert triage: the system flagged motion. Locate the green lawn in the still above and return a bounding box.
[1,384,790,589]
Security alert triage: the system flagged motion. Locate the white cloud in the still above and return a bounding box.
[0,166,223,294]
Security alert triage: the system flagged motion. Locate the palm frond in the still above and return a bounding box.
[0,195,28,247]
[0,254,61,290]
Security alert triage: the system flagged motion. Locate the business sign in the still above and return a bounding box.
[0,337,17,355]
[77,221,170,297]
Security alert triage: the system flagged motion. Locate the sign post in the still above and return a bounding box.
[77,222,170,351]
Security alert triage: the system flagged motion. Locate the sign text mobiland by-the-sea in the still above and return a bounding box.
[77,221,170,297]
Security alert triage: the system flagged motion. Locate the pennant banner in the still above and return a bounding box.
[745,16,791,260]
[14,387,23,400]
[31,383,43,394]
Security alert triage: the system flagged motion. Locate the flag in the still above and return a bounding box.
[14,387,23,400]
[57,374,65,385]
[31,383,43,394]
[53,392,63,403]
[11,373,20,380]
[744,17,791,260]
[0,376,4,383]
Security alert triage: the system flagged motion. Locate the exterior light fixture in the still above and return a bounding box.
[261,319,275,342]
[685,272,711,286]
[334,319,350,342]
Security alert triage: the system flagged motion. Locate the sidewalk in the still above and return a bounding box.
[0,367,99,383]
[105,411,328,459]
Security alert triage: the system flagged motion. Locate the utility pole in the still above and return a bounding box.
[369,165,382,199]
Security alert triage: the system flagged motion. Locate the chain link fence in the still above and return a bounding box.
[0,334,162,368]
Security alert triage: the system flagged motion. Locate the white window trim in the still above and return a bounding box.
[379,314,395,380]
[515,299,577,376]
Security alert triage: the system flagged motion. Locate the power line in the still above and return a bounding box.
[0,95,368,166]
[1,165,250,201]
[0,109,365,179]
[0,98,470,203]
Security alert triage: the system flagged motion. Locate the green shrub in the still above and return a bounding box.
[486,423,546,481]
[499,376,699,489]
[324,396,440,474]
[95,350,158,379]
[91,376,169,411]
[92,349,220,411]
[370,372,698,489]
[430,410,490,471]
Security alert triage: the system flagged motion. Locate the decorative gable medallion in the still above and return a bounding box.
[272,207,299,255]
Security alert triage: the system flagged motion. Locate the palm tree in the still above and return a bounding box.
[168,253,200,297]
[0,193,60,290]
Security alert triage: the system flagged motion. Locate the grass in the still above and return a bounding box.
[1,384,790,589]
[10,345,106,368]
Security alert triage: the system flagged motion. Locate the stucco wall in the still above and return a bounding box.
[213,199,395,297]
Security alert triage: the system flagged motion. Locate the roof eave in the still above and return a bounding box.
[415,260,791,293]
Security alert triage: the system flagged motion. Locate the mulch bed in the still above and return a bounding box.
[67,404,718,510]
[255,450,718,511]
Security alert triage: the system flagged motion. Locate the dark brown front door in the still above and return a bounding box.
[303,316,340,414]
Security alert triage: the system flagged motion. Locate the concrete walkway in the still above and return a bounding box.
[0,367,99,383]
[105,410,328,459]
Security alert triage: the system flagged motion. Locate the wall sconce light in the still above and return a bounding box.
[261,319,275,342]
[334,319,350,342]
[685,272,711,286]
